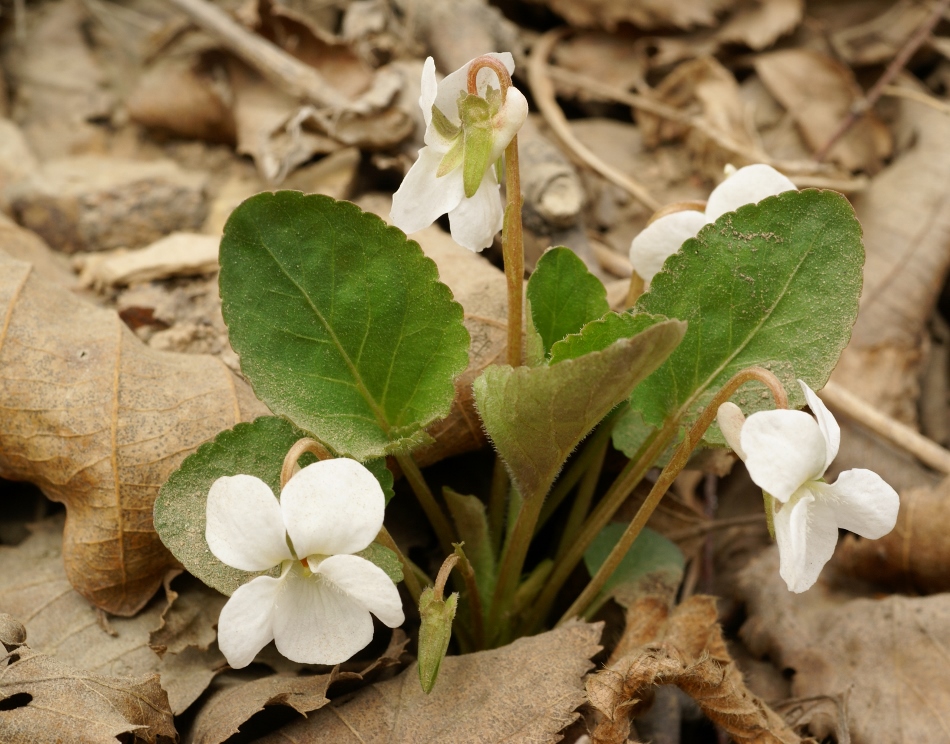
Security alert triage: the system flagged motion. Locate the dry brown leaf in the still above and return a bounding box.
[739,548,950,744]
[189,632,408,744]
[834,476,950,594]
[1,0,114,159]
[0,613,176,743]
[0,517,224,715]
[830,0,933,65]
[0,249,268,616]
[754,49,892,172]
[587,596,801,744]
[77,232,221,289]
[715,0,802,50]
[830,98,950,424]
[251,621,601,743]
[639,56,758,173]
[532,0,734,31]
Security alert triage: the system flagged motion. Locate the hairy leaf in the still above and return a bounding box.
[474,319,685,502]
[630,189,863,440]
[527,247,609,359]
[220,192,470,460]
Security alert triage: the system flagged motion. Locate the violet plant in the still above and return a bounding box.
[154,54,897,690]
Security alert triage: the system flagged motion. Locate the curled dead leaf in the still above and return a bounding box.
[0,249,267,616]
[587,596,801,744]
[0,614,175,743]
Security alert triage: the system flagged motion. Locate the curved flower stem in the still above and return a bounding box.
[377,526,425,604]
[280,437,333,489]
[394,453,456,556]
[467,55,523,368]
[556,367,788,626]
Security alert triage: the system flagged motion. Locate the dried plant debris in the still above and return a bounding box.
[0,613,176,743]
[587,595,801,744]
[0,518,225,715]
[0,250,267,616]
[250,621,602,743]
[739,549,950,744]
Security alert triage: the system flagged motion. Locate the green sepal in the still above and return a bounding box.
[437,135,464,178]
[764,492,776,540]
[431,104,460,140]
[457,92,493,198]
[418,588,458,694]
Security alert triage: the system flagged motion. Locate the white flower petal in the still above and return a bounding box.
[316,554,405,628]
[704,164,797,223]
[419,56,437,130]
[272,568,374,665]
[773,491,838,593]
[447,169,503,251]
[489,86,529,163]
[391,147,465,235]
[206,475,292,572]
[433,53,515,127]
[217,575,280,669]
[716,402,747,460]
[741,409,828,502]
[281,459,385,558]
[629,210,706,286]
[823,469,899,539]
[798,380,840,470]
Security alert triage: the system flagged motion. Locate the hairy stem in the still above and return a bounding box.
[394,453,456,556]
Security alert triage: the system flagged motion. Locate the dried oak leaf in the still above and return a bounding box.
[0,517,224,715]
[587,596,801,744]
[834,476,950,594]
[189,631,408,744]
[739,548,950,744]
[0,249,267,616]
[531,0,734,31]
[0,613,175,743]
[251,620,602,743]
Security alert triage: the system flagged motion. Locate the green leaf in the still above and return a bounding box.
[549,311,650,364]
[444,488,496,603]
[630,189,863,439]
[355,542,403,584]
[473,319,685,503]
[417,588,458,694]
[526,247,609,358]
[220,192,470,460]
[583,524,684,615]
[154,416,395,596]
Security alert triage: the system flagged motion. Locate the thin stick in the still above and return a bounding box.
[377,527,425,604]
[557,367,787,625]
[881,84,950,116]
[814,0,950,162]
[665,513,766,542]
[819,381,950,474]
[529,28,662,212]
[394,453,457,556]
[164,0,350,108]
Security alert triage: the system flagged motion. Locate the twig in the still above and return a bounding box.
[528,29,662,212]
[881,84,950,116]
[543,64,833,177]
[814,0,950,162]
[819,382,950,474]
[666,513,765,542]
[163,0,350,108]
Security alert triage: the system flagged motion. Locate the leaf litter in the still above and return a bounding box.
[2,0,950,740]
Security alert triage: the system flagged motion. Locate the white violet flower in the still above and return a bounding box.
[630,163,797,286]
[717,380,899,593]
[206,458,404,668]
[390,53,528,252]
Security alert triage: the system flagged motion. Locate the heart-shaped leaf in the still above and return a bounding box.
[220,192,470,460]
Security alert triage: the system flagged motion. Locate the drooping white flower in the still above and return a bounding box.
[390,53,528,252]
[717,380,899,593]
[630,164,797,286]
[206,458,404,668]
